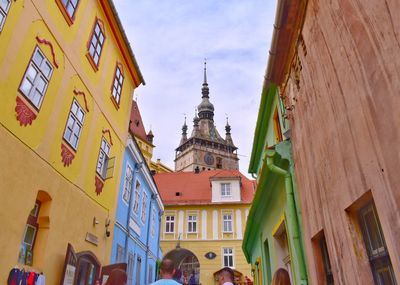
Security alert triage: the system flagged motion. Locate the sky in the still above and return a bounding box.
[114,0,277,175]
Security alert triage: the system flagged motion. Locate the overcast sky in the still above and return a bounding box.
[114,0,277,175]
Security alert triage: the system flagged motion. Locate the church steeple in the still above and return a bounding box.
[198,59,214,121]
[174,60,238,172]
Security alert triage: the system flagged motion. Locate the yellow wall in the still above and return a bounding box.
[160,204,252,285]
[0,0,142,283]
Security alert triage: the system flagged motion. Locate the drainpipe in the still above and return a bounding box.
[144,194,155,284]
[265,149,308,285]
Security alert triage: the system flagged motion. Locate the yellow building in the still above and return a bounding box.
[129,100,173,173]
[154,170,255,285]
[0,0,143,284]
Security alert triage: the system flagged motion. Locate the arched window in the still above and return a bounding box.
[18,190,51,266]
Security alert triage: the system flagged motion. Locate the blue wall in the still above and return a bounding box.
[111,140,162,285]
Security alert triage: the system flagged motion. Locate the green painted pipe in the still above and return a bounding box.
[265,149,308,285]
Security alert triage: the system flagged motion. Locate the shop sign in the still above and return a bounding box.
[85,232,99,246]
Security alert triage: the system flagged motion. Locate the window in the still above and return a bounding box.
[127,252,134,285]
[221,183,231,198]
[141,192,147,223]
[122,165,133,204]
[111,64,124,106]
[359,203,397,285]
[0,0,10,31]
[63,99,85,150]
[165,215,175,233]
[87,20,105,68]
[19,47,53,110]
[60,0,79,19]
[151,208,156,237]
[132,180,140,215]
[96,137,110,179]
[148,264,154,284]
[187,215,197,233]
[19,201,41,265]
[319,236,334,285]
[115,244,125,263]
[223,213,233,232]
[135,256,141,285]
[223,248,234,267]
[216,157,222,169]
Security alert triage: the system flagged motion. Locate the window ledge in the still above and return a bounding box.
[110,95,120,110]
[86,53,99,72]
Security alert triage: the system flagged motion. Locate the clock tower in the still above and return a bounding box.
[174,62,239,172]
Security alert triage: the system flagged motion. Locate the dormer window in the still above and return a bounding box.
[221,183,231,198]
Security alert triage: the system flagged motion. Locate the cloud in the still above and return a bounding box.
[114,0,277,175]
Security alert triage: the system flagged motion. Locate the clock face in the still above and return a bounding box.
[204,153,214,165]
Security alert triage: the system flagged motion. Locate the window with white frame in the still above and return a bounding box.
[221,183,231,198]
[0,0,11,31]
[151,208,156,237]
[165,215,175,233]
[122,164,133,204]
[63,99,85,150]
[111,65,124,105]
[96,137,110,179]
[187,215,197,233]
[223,213,233,232]
[141,192,147,223]
[115,244,125,263]
[19,47,53,110]
[223,248,234,267]
[132,180,140,214]
[88,20,105,66]
[127,252,135,285]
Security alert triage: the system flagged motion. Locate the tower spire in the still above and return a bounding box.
[201,58,209,99]
[180,115,188,144]
[203,58,207,85]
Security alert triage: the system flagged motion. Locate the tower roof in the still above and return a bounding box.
[197,60,215,117]
[176,61,238,155]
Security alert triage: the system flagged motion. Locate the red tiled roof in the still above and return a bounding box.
[129,101,148,142]
[154,169,255,205]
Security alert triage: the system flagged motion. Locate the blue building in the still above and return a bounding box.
[111,133,164,285]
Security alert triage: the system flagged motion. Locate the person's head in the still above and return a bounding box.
[105,269,127,285]
[217,267,234,284]
[160,259,176,279]
[183,270,188,277]
[272,268,291,285]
